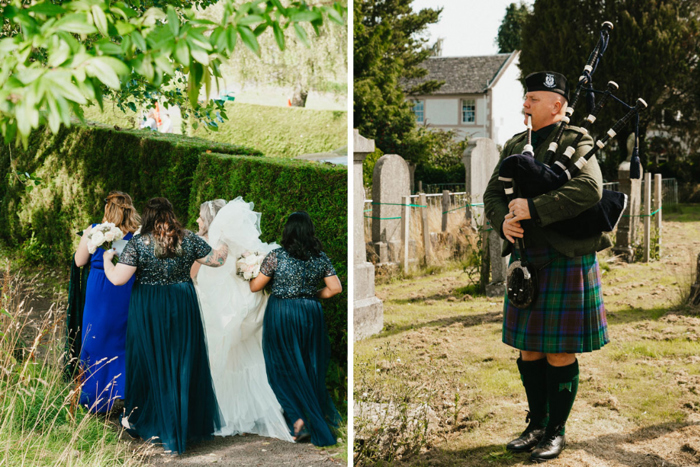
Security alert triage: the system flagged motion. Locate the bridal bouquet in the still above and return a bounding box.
[87,222,124,254]
[236,251,266,281]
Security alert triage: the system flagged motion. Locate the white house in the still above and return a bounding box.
[406,51,525,148]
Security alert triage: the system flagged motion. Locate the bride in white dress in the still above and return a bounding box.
[192,197,293,442]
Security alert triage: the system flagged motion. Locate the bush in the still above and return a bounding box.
[0,124,260,264]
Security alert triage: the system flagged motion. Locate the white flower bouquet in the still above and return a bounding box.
[236,251,266,281]
[87,222,124,255]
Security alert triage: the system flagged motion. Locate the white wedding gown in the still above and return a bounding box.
[196,198,293,441]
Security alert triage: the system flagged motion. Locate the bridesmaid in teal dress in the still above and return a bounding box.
[74,191,140,413]
[250,211,343,446]
[103,198,229,454]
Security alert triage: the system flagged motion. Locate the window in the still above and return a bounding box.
[462,99,475,123]
[412,100,424,123]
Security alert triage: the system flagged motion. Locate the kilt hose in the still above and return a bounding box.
[503,245,609,354]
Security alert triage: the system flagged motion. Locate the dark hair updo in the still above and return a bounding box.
[281,211,323,260]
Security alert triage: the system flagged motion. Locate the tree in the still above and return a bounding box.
[0,0,345,146]
[353,0,443,164]
[496,2,532,53]
[206,1,347,108]
[518,0,700,178]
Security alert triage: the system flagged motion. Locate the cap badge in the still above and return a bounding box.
[544,74,556,88]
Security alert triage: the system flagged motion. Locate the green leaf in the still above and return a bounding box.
[154,55,174,75]
[16,68,44,85]
[27,2,66,16]
[47,73,88,105]
[327,7,344,25]
[238,26,260,55]
[95,40,122,55]
[115,21,135,36]
[270,0,286,15]
[293,23,309,47]
[188,43,210,66]
[91,5,109,37]
[167,6,179,37]
[55,14,98,34]
[131,31,147,52]
[127,102,137,112]
[175,39,190,67]
[226,26,237,51]
[88,57,128,89]
[272,21,285,51]
[290,11,321,23]
[237,14,265,26]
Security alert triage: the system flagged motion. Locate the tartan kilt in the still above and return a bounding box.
[503,245,609,353]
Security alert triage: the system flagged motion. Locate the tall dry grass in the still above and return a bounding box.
[0,264,148,466]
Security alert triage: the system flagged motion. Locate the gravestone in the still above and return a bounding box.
[613,161,642,262]
[371,154,410,263]
[464,138,506,296]
[354,130,383,340]
[463,138,500,225]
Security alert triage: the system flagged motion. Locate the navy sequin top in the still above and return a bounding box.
[259,248,336,299]
[119,231,211,285]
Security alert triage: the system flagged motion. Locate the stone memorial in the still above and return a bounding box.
[370,154,410,263]
[354,130,384,340]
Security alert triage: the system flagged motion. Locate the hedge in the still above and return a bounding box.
[0,123,347,408]
[0,124,260,261]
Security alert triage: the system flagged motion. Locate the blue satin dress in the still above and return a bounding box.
[79,226,134,413]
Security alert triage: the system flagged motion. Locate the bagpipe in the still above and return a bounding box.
[501,21,647,308]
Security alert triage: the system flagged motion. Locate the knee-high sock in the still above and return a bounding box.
[546,359,579,435]
[517,357,549,427]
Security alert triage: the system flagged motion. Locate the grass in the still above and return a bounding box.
[81,100,347,159]
[0,266,146,466]
[354,205,700,466]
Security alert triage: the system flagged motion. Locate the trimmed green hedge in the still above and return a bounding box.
[0,124,347,407]
[0,124,260,261]
[189,153,348,402]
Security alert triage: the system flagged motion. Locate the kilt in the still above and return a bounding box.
[503,245,609,353]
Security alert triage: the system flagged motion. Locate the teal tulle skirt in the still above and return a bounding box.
[262,296,341,447]
[124,281,222,454]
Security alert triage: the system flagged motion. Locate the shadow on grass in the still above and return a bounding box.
[402,421,700,466]
[380,310,502,338]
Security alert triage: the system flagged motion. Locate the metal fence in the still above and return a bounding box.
[604,177,678,207]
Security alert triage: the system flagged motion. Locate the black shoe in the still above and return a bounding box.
[530,431,566,462]
[506,424,546,453]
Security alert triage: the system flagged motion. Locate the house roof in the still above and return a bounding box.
[406,52,517,95]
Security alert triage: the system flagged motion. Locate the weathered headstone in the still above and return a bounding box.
[354,130,384,340]
[691,252,700,305]
[463,138,500,225]
[613,160,642,262]
[371,154,410,263]
[463,138,506,296]
[408,162,416,194]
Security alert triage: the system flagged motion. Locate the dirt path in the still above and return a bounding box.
[128,431,343,466]
[355,206,700,466]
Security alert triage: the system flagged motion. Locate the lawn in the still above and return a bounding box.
[354,204,700,466]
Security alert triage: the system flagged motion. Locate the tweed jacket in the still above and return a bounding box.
[483,122,613,258]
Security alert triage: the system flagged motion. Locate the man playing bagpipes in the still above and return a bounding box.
[483,70,611,462]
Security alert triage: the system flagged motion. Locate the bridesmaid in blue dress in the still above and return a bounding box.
[103,197,229,454]
[74,191,140,413]
[250,211,343,446]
